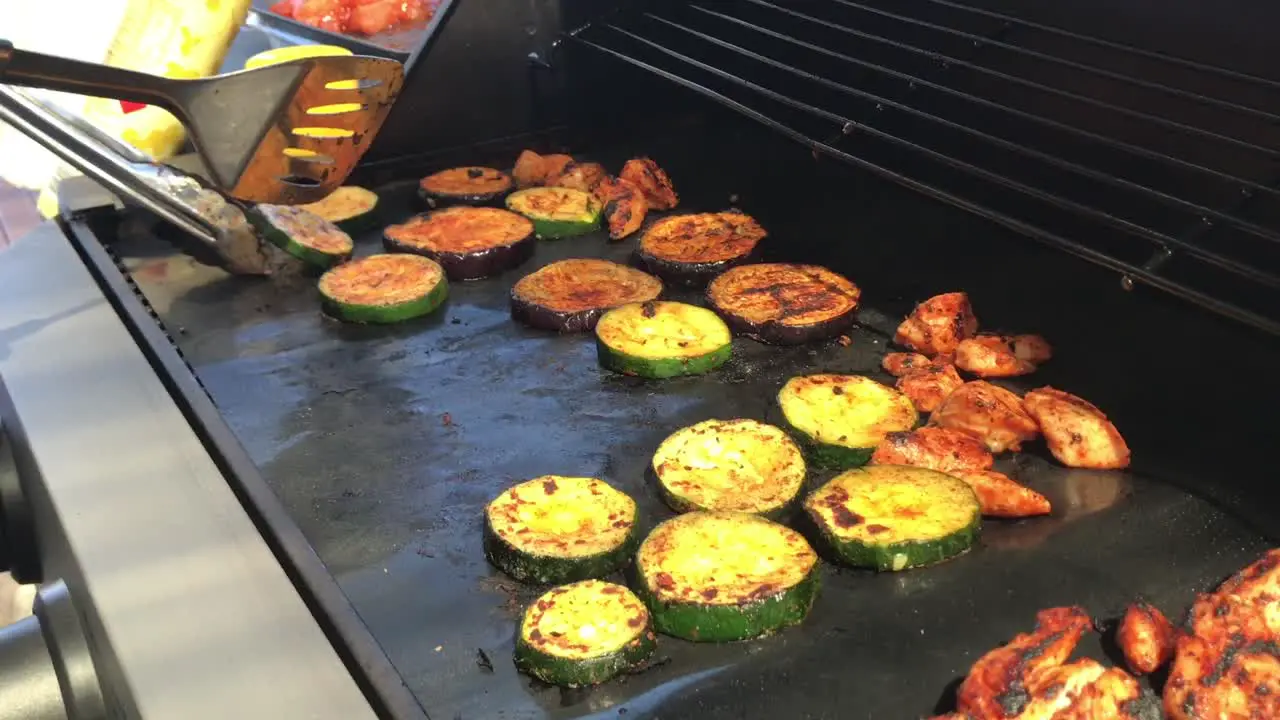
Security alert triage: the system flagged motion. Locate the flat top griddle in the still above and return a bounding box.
[114,127,1275,719]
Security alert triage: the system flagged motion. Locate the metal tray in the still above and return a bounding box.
[248,0,459,64]
[113,121,1277,719]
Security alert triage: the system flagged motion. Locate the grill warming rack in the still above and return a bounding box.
[568,0,1280,335]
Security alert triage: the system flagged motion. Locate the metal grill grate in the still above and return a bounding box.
[569,0,1280,335]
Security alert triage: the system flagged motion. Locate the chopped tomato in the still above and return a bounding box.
[270,0,435,36]
[348,0,400,36]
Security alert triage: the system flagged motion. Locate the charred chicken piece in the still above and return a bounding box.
[897,362,965,413]
[547,161,607,192]
[1187,548,1280,641]
[871,427,993,473]
[512,149,548,188]
[1010,334,1053,365]
[882,352,933,377]
[955,336,1036,378]
[956,606,1095,718]
[894,291,979,357]
[953,470,1052,519]
[590,176,647,240]
[620,157,679,210]
[931,381,1039,454]
[1040,664,1144,719]
[1022,387,1130,470]
[1117,601,1176,675]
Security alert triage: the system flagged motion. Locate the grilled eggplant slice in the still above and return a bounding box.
[515,580,657,688]
[506,187,603,239]
[651,419,806,519]
[1023,387,1131,469]
[547,161,607,192]
[931,381,1039,454]
[418,166,514,207]
[483,475,639,584]
[620,157,678,210]
[635,511,819,642]
[382,207,535,280]
[296,186,381,234]
[636,212,765,286]
[595,301,732,379]
[707,263,860,345]
[247,204,354,270]
[592,177,647,240]
[894,291,979,357]
[317,254,448,324]
[512,259,663,333]
[1117,601,1176,675]
[804,465,981,571]
[778,374,919,469]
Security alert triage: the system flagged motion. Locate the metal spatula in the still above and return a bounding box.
[0,39,404,205]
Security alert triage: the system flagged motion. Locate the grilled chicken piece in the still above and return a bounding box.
[882,352,933,377]
[871,427,993,473]
[620,157,678,210]
[1117,602,1176,675]
[956,606,1094,718]
[931,381,1039,453]
[897,362,965,413]
[591,176,647,240]
[1044,665,1144,719]
[894,292,979,357]
[953,470,1052,518]
[1022,388,1130,469]
[512,149,547,188]
[1010,334,1053,365]
[955,336,1036,378]
[547,160,607,192]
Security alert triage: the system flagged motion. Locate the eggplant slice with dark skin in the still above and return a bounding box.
[511,258,663,332]
[418,166,514,207]
[383,207,536,281]
[706,263,860,345]
[636,211,766,286]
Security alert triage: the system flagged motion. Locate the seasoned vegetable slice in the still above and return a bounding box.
[317,254,448,324]
[651,419,805,519]
[247,204,354,269]
[778,374,919,469]
[637,211,765,286]
[512,259,663,333]
[418,166,513,206]
[296,186,380,234]
[707,263,860,345]
[506,187,603,239]
[595,301,731,379]
[635,512,819,642]
[515,580,656,687]
[484,475,638,584]
[382,207,535,280]
[804,464,981,571]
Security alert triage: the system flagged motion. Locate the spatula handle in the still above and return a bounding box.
[0,39,177,115]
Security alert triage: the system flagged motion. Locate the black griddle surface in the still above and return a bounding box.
[118,132,1275,719]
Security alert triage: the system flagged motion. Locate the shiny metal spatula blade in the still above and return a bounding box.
[0,40,405,204]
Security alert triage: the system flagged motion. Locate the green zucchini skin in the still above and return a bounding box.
[594,301,733,379]
[298,186,382,235]
[482,522,639,585]
[822,520,980,572]
[316,254,449,325]
[777,375,919,470]
[514,627,656,687]
[654,478,799,523]
[247,204,354,270]
[596,341,731,379]
[779,416,876,470]
[505,188,602,239]
[632,563,820,643]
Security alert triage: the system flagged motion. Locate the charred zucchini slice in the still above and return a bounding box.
[635,512,819,642]
[651,419,805,519]
[418,166,514,207]
[512,259,663,333]
[595,301,732,379]
[317,254,448,324]
[382,207,535,281]
[637,212,765,286]
[506,187,603,239]
[247,204,354,269]
[515,580,657,687]
[778,375,919,469]
[296,186,380,234]
[804,465,980,571]
[707,263,860,345]
[484,476,639,584]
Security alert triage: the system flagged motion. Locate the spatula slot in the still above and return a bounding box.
[326,78,383,91]
[292,127,355,139]
[282,148,336,165]
[306,103,367,116]
[279,175,323,188]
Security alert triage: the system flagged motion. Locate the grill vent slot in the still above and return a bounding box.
[571,0,1280,335]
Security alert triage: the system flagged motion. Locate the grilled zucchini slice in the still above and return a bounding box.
[515,580,656,687]
[506,187,602,239]
[511,259,663,333]
[635,512,819,642]
[247,204,354,269]
[595,301,732,379]
[418,166,513,207]
[778,374,919,469]
[297,186,380,234]
[636,212,765,286]
[484,476,639,584]
[652,419,805,519]
[382,207,535,280]
[707,263,860,345]
[317,254,448,324]
[804,465,980,571]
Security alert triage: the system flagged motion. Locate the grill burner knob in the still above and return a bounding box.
[0,580,107,719]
